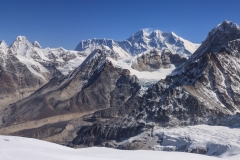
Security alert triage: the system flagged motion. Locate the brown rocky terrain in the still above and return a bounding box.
[0,50,62,107]
[131,49,187,71]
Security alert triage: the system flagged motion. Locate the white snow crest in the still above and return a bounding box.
[75,29,201,58]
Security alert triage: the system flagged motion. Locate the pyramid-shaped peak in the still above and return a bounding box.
[217,20,239,30]
[0,40,8,49]
[209,20,240,36]
[32,41,42,49]
[12,35,32,45]
[222,20,239,26]
[10,35,33,51]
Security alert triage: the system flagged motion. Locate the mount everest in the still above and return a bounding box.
[75,29,200,58]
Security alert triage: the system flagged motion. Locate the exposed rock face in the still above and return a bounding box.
[0,49,141,128]
[0,53,59,107]
[0,36,92,107]
[0,37,64,107]
[131,49,187,71]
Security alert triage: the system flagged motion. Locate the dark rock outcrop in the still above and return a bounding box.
[131,49,187,71]
[0,53,58,107]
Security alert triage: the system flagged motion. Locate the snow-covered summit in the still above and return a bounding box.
[209,20,240,36]
[128,29,150,40]
[219,20,239,28]
[127,29,200,57]
[10,35,33,55]
[0,40,8,49]
[32,41,42,48]
[75,29,200,58]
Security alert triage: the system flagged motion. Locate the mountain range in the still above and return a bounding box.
[75,30,200,58]
[0,30,199,107]
[1,20,240,158]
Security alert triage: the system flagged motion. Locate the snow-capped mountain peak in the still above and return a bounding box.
[0,40,8,49]
[217,20,239,30]
[209,20,240,36]
[0,36,89,78]
[16,35,27,41]
[75,29,200,58]
[188,20,240,56]
[10,35,33,55]
[129,29,150,39]
[32,41,42,49]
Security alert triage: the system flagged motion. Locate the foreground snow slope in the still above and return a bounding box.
[0,133,240,160]
[0,135,221,160]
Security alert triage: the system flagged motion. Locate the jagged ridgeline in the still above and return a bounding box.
[1,21,240,156]
[0,37,87,106]
[0,30,199,107]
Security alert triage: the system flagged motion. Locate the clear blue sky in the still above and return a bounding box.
[1,0,240,50]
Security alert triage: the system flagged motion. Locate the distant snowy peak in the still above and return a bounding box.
[75,39,130,58]
[127,29,200,57]
[0,40,8,49]
[33,41,42,49]
[10,36,33,54]
[128,29,150,40]
[75,29,200,58]
[80,38,115,49]
[1,36,88,76]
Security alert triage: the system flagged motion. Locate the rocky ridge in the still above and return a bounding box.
[131,49,187,72]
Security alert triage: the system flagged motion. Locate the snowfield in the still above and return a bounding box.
[0,135,219,160]
[1,126,240,160]
[109,57,175,80]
